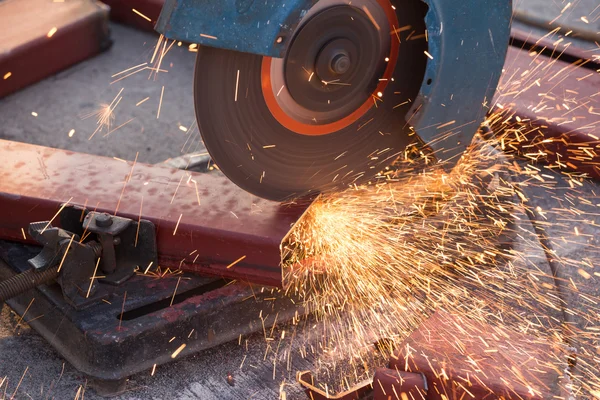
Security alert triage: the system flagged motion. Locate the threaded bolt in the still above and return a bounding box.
[88,241,103,258]
[95,213,113,228]
[0,267,59,303]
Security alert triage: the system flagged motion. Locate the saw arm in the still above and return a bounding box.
[156,0,512,201]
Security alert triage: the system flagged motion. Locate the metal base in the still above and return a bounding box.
[0,241,301,396]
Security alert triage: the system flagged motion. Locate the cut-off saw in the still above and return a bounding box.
[156,0,512,201]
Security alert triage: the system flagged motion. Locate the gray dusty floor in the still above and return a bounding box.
[1,4,599,400]
[514,0,600,40]
[0,23,200,165]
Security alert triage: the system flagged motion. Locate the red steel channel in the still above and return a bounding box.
[0,140,309,287]
[497,47,600,178]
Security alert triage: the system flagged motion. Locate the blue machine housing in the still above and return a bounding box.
[156,0,512,165]
[156,0,317,57]
[414,0,512,163]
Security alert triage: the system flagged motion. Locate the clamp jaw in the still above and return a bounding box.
[23,208,157,309]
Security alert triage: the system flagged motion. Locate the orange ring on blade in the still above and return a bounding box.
[261,0,400,136]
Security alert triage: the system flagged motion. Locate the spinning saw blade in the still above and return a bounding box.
[155,0,512,201]
[194,0,427,201]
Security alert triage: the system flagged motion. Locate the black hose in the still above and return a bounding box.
[480,124,578,394]
[0,266,59,302]
[508,169,578,398]
[521,205,576,331]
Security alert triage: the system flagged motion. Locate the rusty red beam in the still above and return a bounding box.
[0,140,309,287]
[510,25,600,67]
[100,0,164,31]
[498,46,600,178]
[389,311,561,400]
[0,0,111,99]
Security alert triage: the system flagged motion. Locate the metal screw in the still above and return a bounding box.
[331,53,351,75]
[89,241,103,257]
[95,213,113,228]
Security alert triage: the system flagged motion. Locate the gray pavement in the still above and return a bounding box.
[0,23,200,165]
[514,0,600,41]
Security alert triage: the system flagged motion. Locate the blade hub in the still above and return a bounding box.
[314,38,357,82]
[330,52,351,75]
[284,5,386,118]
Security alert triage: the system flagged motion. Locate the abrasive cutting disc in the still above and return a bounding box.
[194,0,428,201]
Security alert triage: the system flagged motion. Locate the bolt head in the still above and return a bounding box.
[331,54,351,75]
[95,213,113,227]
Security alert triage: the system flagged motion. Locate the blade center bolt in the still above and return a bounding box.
[95,213,113,227]
[330,53,350,75]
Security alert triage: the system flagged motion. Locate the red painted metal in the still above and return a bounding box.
[0,140,309,287]
[0,1,110,99]
[372,368,427,400]
[100,0,165,31]
[498,46,600,178]
[389,311,560,400]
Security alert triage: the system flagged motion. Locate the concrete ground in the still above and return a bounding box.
[0,23,199,165]
[1,3,599,400]
[514,0,600,41]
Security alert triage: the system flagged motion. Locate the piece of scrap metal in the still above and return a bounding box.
[299,311,560,400]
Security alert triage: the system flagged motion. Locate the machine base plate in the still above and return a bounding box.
[0,241,300,396]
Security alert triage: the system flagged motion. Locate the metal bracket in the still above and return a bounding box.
[26,207,158,309]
